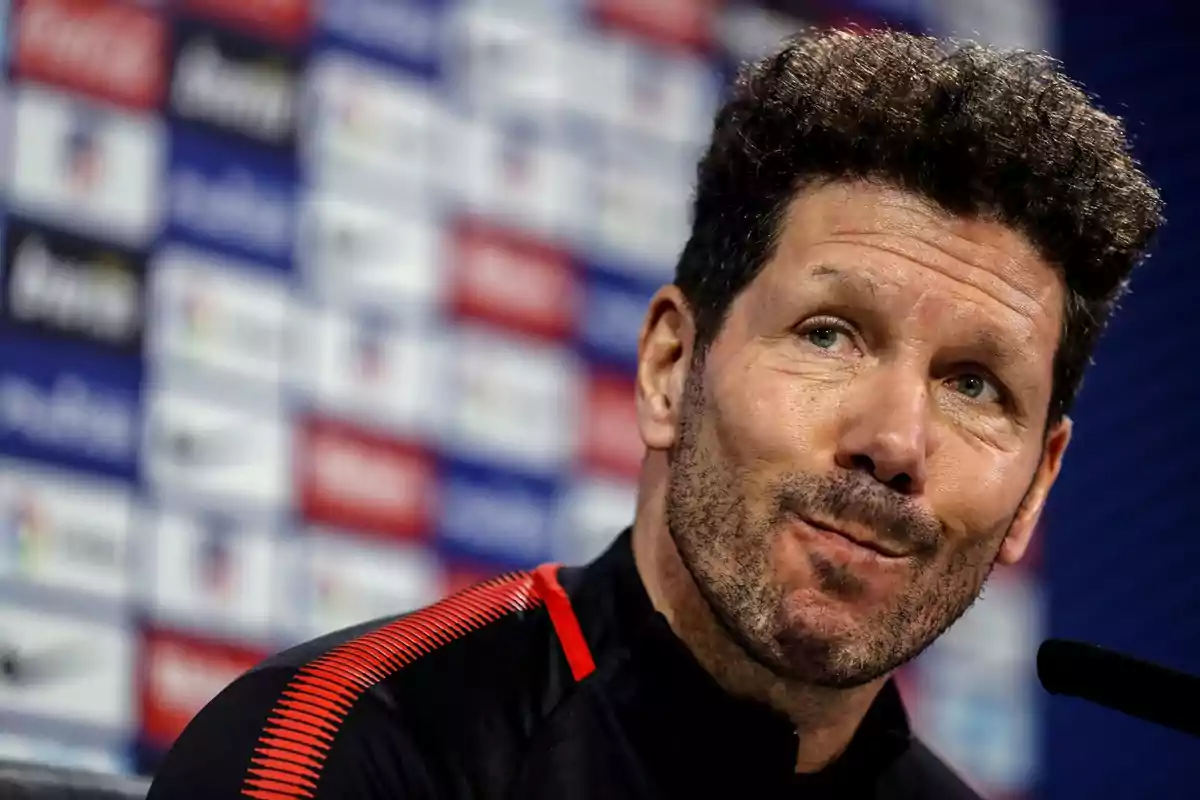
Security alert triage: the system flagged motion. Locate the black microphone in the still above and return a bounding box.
[1036,639,1200,738]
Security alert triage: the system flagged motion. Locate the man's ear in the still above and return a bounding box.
[635,286,694,451]
[997,417,1073,566]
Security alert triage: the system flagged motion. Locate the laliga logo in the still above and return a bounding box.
[176,276,216,341]
[0,487,49,570]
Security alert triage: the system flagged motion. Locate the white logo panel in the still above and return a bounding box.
[9,86,163,246]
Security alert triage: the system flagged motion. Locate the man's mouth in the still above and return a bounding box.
[795,515,907,559]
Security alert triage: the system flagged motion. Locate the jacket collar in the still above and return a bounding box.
[561,528,913,791]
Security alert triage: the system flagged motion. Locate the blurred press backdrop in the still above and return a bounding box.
[0,0,1194,798]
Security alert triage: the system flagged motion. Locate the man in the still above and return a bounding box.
[148,29,1162,799]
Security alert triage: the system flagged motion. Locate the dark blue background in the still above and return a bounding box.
[1047,2,1199,797]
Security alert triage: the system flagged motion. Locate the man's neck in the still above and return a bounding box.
[630,509,886,773]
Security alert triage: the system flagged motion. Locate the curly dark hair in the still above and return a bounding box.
[676,28,1163,423]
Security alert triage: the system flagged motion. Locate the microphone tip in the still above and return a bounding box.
[1037,638,1086,695]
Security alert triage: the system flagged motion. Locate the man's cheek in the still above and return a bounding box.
[740,397,832,465]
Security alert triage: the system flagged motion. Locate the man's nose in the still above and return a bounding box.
[834,371,930,495]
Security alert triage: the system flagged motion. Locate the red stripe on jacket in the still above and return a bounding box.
[240,565,592,800]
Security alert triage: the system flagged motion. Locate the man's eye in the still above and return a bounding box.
[950,373,1001,403]
[806,326,845,349]
[798,317,856,352]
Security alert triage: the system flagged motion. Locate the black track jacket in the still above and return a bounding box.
[147,529,981,799]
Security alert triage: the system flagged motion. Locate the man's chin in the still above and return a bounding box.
[771,628,890,688]
[720,615,879,687]
[766,603,899,688]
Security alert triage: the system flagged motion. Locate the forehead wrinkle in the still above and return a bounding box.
[818,186,1049,290]
[822,233,1053,321]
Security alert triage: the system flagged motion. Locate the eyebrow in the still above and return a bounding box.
[807,264,1025,368]
[809,264,879,296]
[950,330,1024,368]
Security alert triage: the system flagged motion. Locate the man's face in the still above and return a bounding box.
[655,181,1070,688]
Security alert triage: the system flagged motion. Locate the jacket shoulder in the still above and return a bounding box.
[150,569,569,799]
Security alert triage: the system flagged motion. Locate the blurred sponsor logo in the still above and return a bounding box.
[621,46,719,144]
[143,506,275,637]
[930,567,1042,666]
[197,519,234,599]
[283,530,443,638]
[590,123,697,187]
[304,52,444,198]
[462,0,584,22]
[0,463,132,601]
[182,0,310,44]
[0,603,132,730]
[139,627,265,747]
[592,0,719,52]
[9,86,163,247]
[170,25,298,150]
[579,269,654,371]
[922,676,1033,795]
[551,478,636,565]
[13,0,166,110]
[448,8,564,116]
[148,246,293,391]
[321,0,442,74]
[438,461,554,565]
[0,85,10,189]
[353,316,388,383]
[0,375,136,469]
[586,165,690,275]
[450,221,578,341]
[0,340,139,478]
[453,116,586,240]
[298,194,445,313]
[581,372,643,479]
[290,307,445,438]
[716,4,808,64]
[143,389,290,508]
[556,31,627,125]
[912,568,1042,794]
[297,417,435,541]
[447,328,580,475]
[1,220,145,353]
[61,107,103,195]
[0,0,8,65]
[926,0,1053,54]
[167,128,295,266]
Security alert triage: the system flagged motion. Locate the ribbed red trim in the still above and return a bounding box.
[240,564,598,798]
[241,573,540,799]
